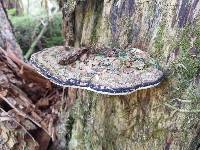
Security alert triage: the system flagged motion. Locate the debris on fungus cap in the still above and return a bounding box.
[30,46,164,95]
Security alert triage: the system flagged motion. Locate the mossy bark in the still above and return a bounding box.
[59,0,200,149]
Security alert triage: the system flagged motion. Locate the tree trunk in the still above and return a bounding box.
[0,1,22,58]
[60,0,200,149]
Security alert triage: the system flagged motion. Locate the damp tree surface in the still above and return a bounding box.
[0,0,200,150]
[58,0,200,149]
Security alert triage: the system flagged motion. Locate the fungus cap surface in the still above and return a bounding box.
[30,46,163,95]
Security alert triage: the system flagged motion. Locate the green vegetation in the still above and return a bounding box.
[153,24,165,60]
[7,8,17,16]
[8,11,64,55]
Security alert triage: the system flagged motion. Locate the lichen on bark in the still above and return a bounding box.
[58,0,200,149]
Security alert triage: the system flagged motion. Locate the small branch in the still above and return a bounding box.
[31,22,42,41]
[24,22,48,59]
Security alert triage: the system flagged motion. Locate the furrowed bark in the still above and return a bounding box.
[57,0,200,149]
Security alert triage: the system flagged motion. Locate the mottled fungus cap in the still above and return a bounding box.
[30,46,163,95]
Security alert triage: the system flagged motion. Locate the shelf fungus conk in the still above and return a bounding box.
[30,46,164,95]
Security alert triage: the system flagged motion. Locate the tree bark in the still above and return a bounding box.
[59,0,200,149]
[0,1,22,59]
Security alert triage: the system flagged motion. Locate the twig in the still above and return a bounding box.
[31,22,42,41]
[24,22,49,59]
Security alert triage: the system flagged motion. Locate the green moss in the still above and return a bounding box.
[91,29,98,43]
[148,128,167,140]
[171,26,200,95]
[193,26,200,48]
[178,27,190,53]
[90,0,104,44]
[194,38,200,47]
[153,24,165,59]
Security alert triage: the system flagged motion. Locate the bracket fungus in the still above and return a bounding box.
[30,46,163,95]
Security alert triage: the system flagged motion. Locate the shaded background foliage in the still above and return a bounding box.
[6,2,64,55]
